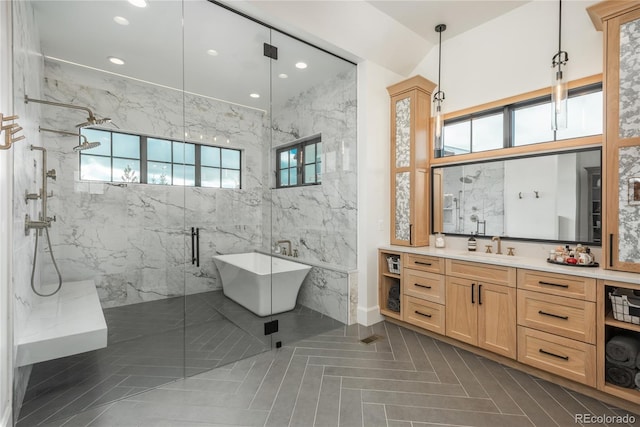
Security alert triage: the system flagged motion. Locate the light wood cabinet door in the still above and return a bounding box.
[387,76,436,247]
[445,277,477,346]
[588,3,640,273]
[478,283,517,359]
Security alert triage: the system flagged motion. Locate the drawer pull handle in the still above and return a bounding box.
[538,281,569,289]
[415,283,432,289]
[538,310,568,320]
[415,310,432,318]
[414,261,432,266]
[539,348,569,361]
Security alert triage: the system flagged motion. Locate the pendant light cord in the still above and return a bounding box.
[558,0,562,56]
[437,29,442,91]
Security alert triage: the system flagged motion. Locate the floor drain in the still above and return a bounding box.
[360,334,382,344]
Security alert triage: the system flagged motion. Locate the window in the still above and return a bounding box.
[79,129,241,188]
[442,83,602,156]
[276,136,321,188]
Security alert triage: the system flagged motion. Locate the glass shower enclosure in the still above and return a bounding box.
[11,0,356,424]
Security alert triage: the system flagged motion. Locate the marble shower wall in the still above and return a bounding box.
[11,0,44,414]
[40,60,266,307]
[264,68,357,323]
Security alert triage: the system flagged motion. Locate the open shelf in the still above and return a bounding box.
[604,311,640,333]
[379,250,403,320]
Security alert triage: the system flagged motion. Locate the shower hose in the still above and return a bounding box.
[30,226,63,297]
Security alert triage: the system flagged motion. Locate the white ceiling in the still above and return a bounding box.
[32,0,531,110]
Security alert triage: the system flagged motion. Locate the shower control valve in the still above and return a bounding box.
[25,190,41,203]
[46,169,57,180]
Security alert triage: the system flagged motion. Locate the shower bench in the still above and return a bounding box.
[16,280,107,367]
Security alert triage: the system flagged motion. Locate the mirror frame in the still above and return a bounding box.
[430,147,603,246]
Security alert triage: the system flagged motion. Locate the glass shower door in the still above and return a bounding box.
[182,0,273,377]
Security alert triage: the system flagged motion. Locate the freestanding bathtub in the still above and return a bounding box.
[212,252,312,316]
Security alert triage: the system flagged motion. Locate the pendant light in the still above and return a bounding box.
[551,0,569,130]
[433,24,446,158]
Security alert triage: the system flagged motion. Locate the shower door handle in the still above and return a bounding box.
[195,227,200,267]
[191,227,200,267]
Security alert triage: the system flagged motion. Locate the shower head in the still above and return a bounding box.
[73,139,101,151]
[75,115,112,128]
[26,95,112,129]
[39,127,101,152]
[460,176,473,183]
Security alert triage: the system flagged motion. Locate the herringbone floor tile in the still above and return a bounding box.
[40,321,640,427]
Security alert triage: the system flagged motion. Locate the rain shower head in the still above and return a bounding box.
[75,116,112,128]
[39,127,101,152]
[25,95,112,129]
[73,139,101,151]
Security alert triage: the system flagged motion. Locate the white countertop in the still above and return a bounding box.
[380,245,640,285]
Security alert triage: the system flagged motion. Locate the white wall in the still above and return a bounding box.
[412,0,602,113]
[0,2,14,425]
[356,60,404,325]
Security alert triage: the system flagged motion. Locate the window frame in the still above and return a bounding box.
[433,75,603,165]
[275,135,322,189]
[79,129,242,189]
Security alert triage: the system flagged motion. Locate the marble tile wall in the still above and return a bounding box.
[11,0,44,416]
[619,18,640,139]
[40,60,267,307]
[39,58,357,324]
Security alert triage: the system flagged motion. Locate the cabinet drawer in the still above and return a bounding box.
[404,269,445,304]
[403,296,445,335]
[517,327,595,387]
[517,291,596,344]
[404,254,445,274]
[517,269,596,301]
[445,259,515,287]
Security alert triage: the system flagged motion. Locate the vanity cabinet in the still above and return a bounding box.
[596,279,640,403]
[403,253,446,334]
[445,260,517,359]
[387,76,436,246]
[516,269,597,387]
[588,1,640,273]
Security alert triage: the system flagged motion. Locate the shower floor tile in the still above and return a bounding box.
[17,290,343,426]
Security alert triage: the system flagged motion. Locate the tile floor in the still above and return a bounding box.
[37,321,640,427]
[17,291,343,426]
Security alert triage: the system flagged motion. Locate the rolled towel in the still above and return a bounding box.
[637,351,640,370]
[388,283,400,300]
[605,335,640,367]
[636,371,640,389]
[605,363,636,389]
[387,297,400,313]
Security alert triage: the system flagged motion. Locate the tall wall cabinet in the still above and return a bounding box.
[387,76,436,246]
[588,1,640,273]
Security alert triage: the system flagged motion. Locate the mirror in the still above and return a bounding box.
[432,148,602,244]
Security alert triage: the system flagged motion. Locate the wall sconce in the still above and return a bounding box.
[551,0,569,131]
[433,24,447,158]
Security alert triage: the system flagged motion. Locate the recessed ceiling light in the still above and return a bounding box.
[108,56,125,65]
[250,93,260,98]
[207,49,218,56]
[278,73,288,79]
[113,16,129,25]
[128,0,147,7]
[295,62,307,69]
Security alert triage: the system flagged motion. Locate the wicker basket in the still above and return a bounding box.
[609,288,640,325]
[386,255,401,274]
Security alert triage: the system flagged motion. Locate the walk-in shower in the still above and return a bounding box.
[12,0,356,425]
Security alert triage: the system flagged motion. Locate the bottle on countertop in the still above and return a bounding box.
[468,234,477,252]
[435,233,446,248]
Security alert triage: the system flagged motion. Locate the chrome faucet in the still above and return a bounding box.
[277,240,292,256]
[491,236,502,255]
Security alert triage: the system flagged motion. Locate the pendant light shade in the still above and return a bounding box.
[433,24,446,158]
[551,0,569,130]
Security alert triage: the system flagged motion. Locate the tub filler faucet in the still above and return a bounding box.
[277,240,292,256]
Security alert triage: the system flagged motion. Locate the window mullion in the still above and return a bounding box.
[141,136,148,184]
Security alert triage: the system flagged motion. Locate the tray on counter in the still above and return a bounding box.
[546,258,599,268]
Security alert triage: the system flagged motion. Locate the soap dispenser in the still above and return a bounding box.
[435,233,446,248]
[467,234,477,252]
